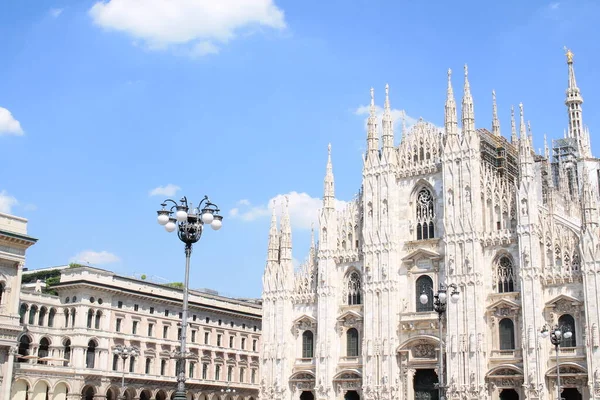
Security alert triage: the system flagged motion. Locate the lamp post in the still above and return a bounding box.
[419,283,460,400]
[540,325,573,400]
[221,385,236,395]
[113,345,139,400]
[157,195,223,400]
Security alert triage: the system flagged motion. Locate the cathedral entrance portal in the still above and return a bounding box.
[300,391,315,400]
[499,389,519,400]
[344,390,360,400]
[562,388,582,400]
[414,369,439,400]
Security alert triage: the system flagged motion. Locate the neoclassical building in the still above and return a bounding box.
[260,50,600,400]
[12,265,262,400]
[0,212,37,399]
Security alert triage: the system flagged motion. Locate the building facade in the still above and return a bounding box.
[0,212,37,400]
[12,266,262,400]
[260,51,600,400]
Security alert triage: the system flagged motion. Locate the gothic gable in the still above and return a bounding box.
[544,294,582,311]
[487,298,521,318]
[292,315,317,336]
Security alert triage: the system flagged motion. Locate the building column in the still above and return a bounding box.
[1,348,15,400]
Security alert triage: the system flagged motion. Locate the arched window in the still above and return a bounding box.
[19,304,28,324]
[63,339,71,366]
[18,335,31,358]
[346,328,359,357]
[71,308,76,327]
[415,188,435,240]
[95,311,102,329]
[87,309,94,328]
[38,337,50,364]
[64,309,70,327]
[499,318,515,350]
[347,272,362,305]
[302,331,314,358]
[0,282,4,304]
[38,307,47,326]
[559,314,576,347]
[145,358,151,374]
[48,308,56,327]
[416,275,434,312]
[86,340,97,368]
[28,305,38,325]
[129,356,136,373]
[495,256,516,293]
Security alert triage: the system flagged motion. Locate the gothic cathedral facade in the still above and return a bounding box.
[260,51,600,400]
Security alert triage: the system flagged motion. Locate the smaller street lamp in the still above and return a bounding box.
[540,325,573,400]
[113,345,139,400]
[419,283,460,400]
[221,385,236,394]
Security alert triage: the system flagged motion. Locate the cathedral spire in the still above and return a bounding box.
[279,197,292,264]
[544,134,549,159]
[461,64,475,134]
[492,90,501,136]
[564,47,591,157]
[445,68,458,136]
[367,88,379,155]
[510,105,518,144]
[382,84,394,149]
[267,200,280,263]
[323,143,335,210]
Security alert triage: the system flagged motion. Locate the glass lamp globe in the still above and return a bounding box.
[540,330,549,338]
[201,211,214,224]
[419,293,428,305]
[563,331,573,339]
[176,210,188,222]
[157,213,170,225]
[165,221,177,232]
[438,292,447,303]
[554,330,562,338]
[211,217,223,231]
[450,292,460,303]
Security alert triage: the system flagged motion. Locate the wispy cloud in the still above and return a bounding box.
[149,184,181,197]
[89,0,287,57]
[0,107,24,136]
[71,250,121,265]
[49,8,64,18]
[0,191,18,214]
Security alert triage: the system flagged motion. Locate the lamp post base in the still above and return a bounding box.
[172,390,187,400]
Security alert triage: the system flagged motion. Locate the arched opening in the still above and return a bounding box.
[347,272,362,305]
[499,318,515,350]
[87,309,94,328]
[0,282,4,304]
[95,310,102,329]
[106,387,119,400]
[38,337,50,364]
[414,368,438,400]
[11,380,29,400]
[562,388,582,400]
[499,389,519,400]
[53,382,69,400]
[86,340,97,368]
[48,308,56,327]
[155,390,167,400]
[416,275,434,312]
[558,314,576,347]
[63,339,71,366]
[82,386,95,400]
[29,305,38,325]
[38,307,47,326]
[18,335,31,358]
[139,390,152,400]
[344,390,360,400]
[302,330,314,358]
[32,380,50,400]
[19,303,28,323]
[346,328,359,357]
[300,393,314,400]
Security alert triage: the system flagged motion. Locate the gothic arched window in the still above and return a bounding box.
[19,304,28,324]
[499,318,515,350]
[28,305,38,325]
[18,335,31,357]
[48,308,56,327]
[415,188,435,240]
[495,256,516,293]
[87,309,94,328]
[0,282,4,304]
[346,328,359,357]
[416,275,434,312]
[302,330,314,358]
[347,272,362,305]
[63,339,71,367]
[38,337,50,364]
[38,307,47,326]
[95,311,102,329]
[559,314,576,347]
[86,340,97,368]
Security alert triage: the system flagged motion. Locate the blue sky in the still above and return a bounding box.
[1,0,599,299]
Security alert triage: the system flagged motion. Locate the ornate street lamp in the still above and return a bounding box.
[221,385,236,394]
[540,325,573,400]
[157,195,223,400]
[113,345,139,400]
[420,283,460,400]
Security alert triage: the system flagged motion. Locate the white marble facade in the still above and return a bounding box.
[260,51,600,400]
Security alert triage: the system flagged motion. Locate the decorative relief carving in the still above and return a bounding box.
[412,341,436,358]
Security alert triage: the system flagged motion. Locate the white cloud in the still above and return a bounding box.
[71,250,121,265]
[0,191,18,214]
[89,0,286,57]
[0,107,24,136]
[149,184,181,197]
[354,104,421,134]
[50,8,64,18]
[228,191,348,230]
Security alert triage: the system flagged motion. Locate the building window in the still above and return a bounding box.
[202,363,208,379]
[227,366,233,381]
[230,321,234,327]
[559,314,577,347]
[204,332,210,344]
[217,334,222,346]
[145,358,151,374]
[189,362,195,378]
[206,317,210,323]
[87,310,93,328]
[254,325,257,332]
[150,307,154,314]
[48,308,56,327]
[218,319,222,326]
[251,369,256,383]
[94,311,101,329]
[132,321,138,335]
[148,323,154,337]
[499,318,515,350]
[240,367,245,382]
[37,337,50,364]
[178,328,182,340]
[415,187,435,240]
[347,271,362,305]
[495,256,516,293]
[116,318,122,332]
[215,365,221,380]
[38,307,47,326]
[191,330,197,342]
[113,354,119,371]
[163,326,169,339]
[63,339,71,367]
[18,335,31,357]
[161,359,167,375]
[165,310,169,317]
[118,301,123,309]
[302,331,314,358]
[179,312,183,319]
[346,328,359,357]
[252,339,257,352]
[241,337,246,349]
[416,275,434,312]
[134,304,139,311]
[129,356,135,373]
[86,340,97,368]
[193,315,197,321]
[229,336,234,348]
[29,305,38,325]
